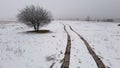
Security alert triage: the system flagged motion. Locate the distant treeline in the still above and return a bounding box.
[0,20,17,24]
[56,17,120,23]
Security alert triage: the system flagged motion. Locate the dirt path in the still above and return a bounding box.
[50,62,55,68]
[69,25,106,68]
[61,25,71,68]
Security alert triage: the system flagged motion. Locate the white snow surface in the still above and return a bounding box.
[65,25,97,68]
[0,21,120,68]
[63,21,120,68]
[0,21,67,68]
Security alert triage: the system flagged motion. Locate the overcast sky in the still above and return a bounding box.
[0,0,120,20]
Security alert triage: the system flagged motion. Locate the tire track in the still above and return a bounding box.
[61,25,71,68]
[68,25,106,68]
[50,62,55,68]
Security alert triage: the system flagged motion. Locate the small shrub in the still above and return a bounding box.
[118,24,120,26]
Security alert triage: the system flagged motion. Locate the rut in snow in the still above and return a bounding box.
[69,25,106,68]
[61,25,71,68]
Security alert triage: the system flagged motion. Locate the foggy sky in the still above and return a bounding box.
[0,0,120,20]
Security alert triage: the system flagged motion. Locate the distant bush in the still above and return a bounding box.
[118,24,120,26]
[103,19,114,22]
[17,5,52,31]
[86,16,90,21]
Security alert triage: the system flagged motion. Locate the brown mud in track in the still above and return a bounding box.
[69,25,106,68]
[50,62,55,68]
[61,25,71,68]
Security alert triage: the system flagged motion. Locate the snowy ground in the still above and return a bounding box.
[0,21,67,68]
[0,21,120,68]
[63,21,120,68]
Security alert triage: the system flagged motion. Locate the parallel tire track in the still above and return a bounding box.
[50,62,55,68]
[69,25,106,68]
[61,25,71,68]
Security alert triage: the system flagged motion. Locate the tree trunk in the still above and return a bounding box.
[36,23,39,31]
[31,22,37,31]
[31,22,39,32]
[33,24,37,31]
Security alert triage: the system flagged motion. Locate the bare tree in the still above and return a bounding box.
[17,5,52,31]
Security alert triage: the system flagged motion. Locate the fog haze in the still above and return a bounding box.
[0,0,120,20]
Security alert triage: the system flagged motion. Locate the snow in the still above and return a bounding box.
[0,21,120,68]
[64,21,120,68]
[0,21,67,68]
[64,25,97,68]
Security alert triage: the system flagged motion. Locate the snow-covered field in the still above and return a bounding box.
[0,21,120,68]
[63,21,120,68]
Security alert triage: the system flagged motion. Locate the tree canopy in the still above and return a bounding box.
[17,5,52,31]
